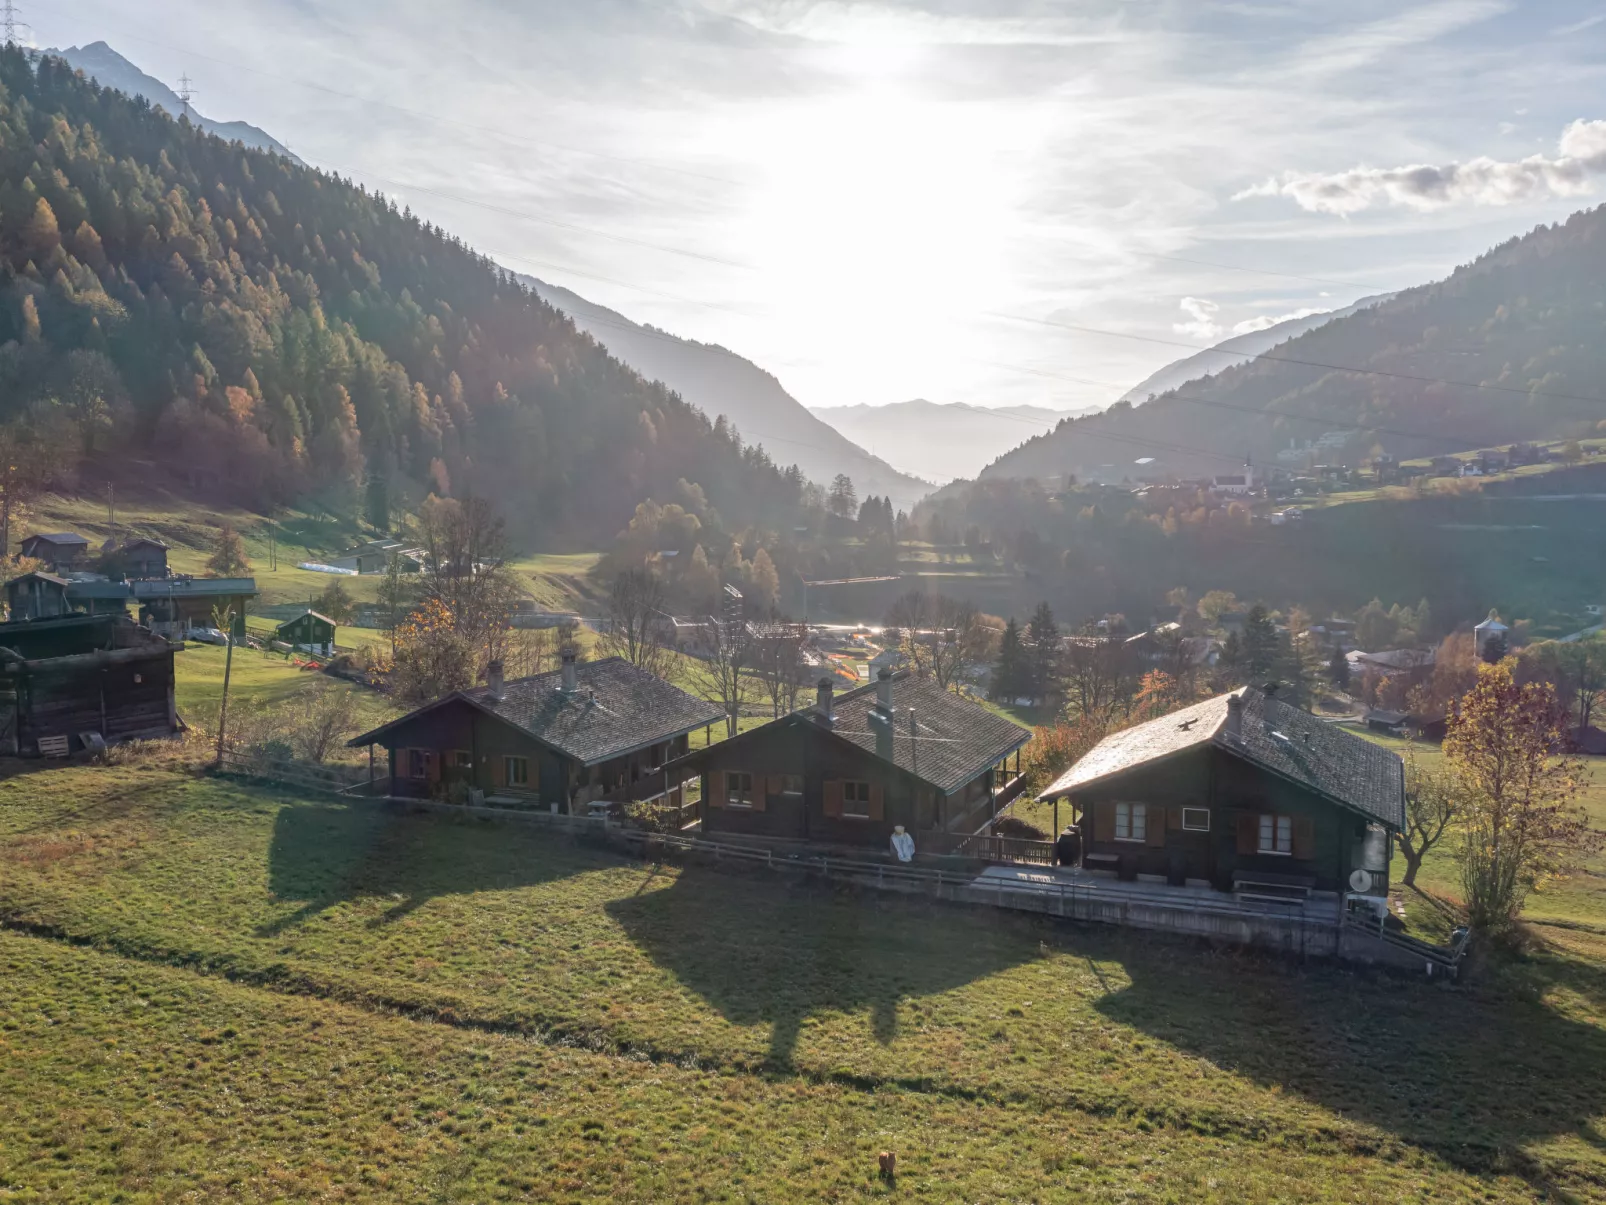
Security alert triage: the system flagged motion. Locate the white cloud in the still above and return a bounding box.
[1239,118,1606,215]
[1173,296,1222,341]
[1230,307,1324,335]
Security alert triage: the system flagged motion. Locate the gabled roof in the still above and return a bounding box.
[131,577,257,599]
[1041,687,1405,829]
[278,608,336,629]
[23,532,89,546]
[349,656,724,767]
[121,537,169,551]
[6,571,69,588]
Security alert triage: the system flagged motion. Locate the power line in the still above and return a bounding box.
[2,0,26,48]
[177,73,195,120]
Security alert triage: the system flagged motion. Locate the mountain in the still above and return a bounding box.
[0,48,811,549]
[523,277,932,512]
[809,399,1097,483]
[982,209,1606,484]
[1117,294,1394,406]
[45,42,300,163]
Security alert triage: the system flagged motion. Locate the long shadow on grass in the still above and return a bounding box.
[1096,942,1606,1191]
[260,802,595,935]
[607,869,1037,1068]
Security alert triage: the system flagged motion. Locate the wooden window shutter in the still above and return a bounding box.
[767,775,783,797]
[708,771,726,808]
[750,774,767,813]
[868,783,885,822]
[823,779,843,817]
[1093,801,1114,843]
[1292,815,1315,860]
[1236,812,1257,855]
[1146,807,1167,848]
[1168,806,1183,832]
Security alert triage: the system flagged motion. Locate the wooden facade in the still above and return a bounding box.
[19,532,89,572]
[277,610,336,655]
[5,573,70,620]
[121,538,169,579]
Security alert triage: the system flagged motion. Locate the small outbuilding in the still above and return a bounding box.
[19,532,90,573]
[5,572,71,620]
[121,538,170,579]
[277,609,337,656]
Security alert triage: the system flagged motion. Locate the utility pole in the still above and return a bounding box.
[106,482,115,539]
[1,0,23,49]
[177,74,196,120]
[267,509,277,572]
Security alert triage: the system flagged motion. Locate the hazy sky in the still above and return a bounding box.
[31,1,1606,413]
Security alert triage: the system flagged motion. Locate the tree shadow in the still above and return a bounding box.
[259,802,597,937]
[1094,941,1606,1193]
[606,868,1038,1068]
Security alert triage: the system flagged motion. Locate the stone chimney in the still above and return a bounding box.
[876,667,894,713]
[487,659,505,701]
[561,651,578,694]
[1224,692,1243,741]
[815,677,834,723]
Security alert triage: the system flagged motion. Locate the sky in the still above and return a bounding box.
[28,0,1606,413]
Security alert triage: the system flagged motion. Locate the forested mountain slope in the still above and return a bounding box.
[0,50,810,546]
[984,210,1606,483]
[525,276,931,512]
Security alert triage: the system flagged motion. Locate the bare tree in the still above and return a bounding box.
[751,620,806,717]
[416,494,519,676]
[1395,753,1461,889]
[377,550,418,656]
[1062,627,1139,720]
[292,683,365,763]
[599,567,673,678]
[883,590,985,691]
[689,615,749,737]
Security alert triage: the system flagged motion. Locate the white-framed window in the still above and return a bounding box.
[1115,802,1147,842]
[778,774,804,796]
[727,771,755,808]
[843,780,872,818]
[1181,807,1210,832]
[1259,813,1293,855]
[505,756,529,786]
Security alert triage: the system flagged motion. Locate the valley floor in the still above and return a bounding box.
[3,763,1605,1201]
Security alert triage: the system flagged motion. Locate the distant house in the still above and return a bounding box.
[276,609,336,656]
[683,671,1030,848]
[19,532,90,572]
[328,540,423,575]
[0,613,180,755]
[133,577,257,639]
[1210,469,1254,496]
[1430,455,1462,476]
[1042,688,1404,899]
[5,572,71,620]
[348,654,724,811]
[1346,647,1435,676]
[121,538,170,579]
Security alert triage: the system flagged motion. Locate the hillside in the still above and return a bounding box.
[46,42,299,162]
[810,399,1094,483]
[0,50,812,550]
[1116,293,1394,406]
[984,208,1606,483]
[525,277,932,512]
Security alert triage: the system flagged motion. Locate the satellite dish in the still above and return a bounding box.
[1349,868,1374,893]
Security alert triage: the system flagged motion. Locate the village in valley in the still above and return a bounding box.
[4,7,1606,1202]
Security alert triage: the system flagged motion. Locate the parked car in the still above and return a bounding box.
[188,627,230,645]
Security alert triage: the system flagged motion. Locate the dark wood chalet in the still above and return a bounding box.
[0,613,181,755]
[683,671,1031,851]
[6,572,71,620]
[133,577,256,639]
[348,654,724,811]
[1042,688,1404,901]
[19,532,89,572]
[121,538,170,579]
[277,609,336,655]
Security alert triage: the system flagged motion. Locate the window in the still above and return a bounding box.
[505,756,529,787]
[450,750,472,769]
[726,771,755,808]
[1114,802,1147,842]
[778,774,804,796]
[842,780,872,818]
[1259,813,1294,855]
[1181,807,1210,832]
[408,749,431,779]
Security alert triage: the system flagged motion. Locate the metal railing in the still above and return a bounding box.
[959,834,1056,866]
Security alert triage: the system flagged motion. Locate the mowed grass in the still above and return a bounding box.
[174,640,399,735]
[2,766,1605,1199]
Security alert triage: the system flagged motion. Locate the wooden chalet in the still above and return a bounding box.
[19,532,89,572]
[348,653,724,812]
[276,609,336,655]
[121,538,170,579]
[133,577,256,639]
[683,670,1031,850]
[6,572,71,620]
[0,613,180,755]
[1041,688,1404,901]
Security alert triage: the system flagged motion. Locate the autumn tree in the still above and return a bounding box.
[314,578,356,624]
[599,566,672,678]
[207,523,251,575]
[390,597,476,706]
[1444,660,1604,932]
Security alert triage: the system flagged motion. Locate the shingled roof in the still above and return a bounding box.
[350,656,724,766]
[1041,687,1405,829]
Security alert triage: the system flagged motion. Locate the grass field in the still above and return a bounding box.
[2,763,1605,1200]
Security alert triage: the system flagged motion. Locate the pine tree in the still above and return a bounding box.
[1329,646,1351,690]
[1242,605,1278,683]
[1025,601,1060,704]
[991,618,1029,702]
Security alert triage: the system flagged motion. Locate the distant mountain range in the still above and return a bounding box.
[1117,294,1394,406]
[982,205,1606,484]
[810,399,1097,483]
[46,42,299,163]
[522,277,933,512]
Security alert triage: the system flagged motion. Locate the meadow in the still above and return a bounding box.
[2,762,1605,1200]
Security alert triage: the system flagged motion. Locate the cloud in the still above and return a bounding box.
[1238,119,1606,215]
[1230,307,1324,336]
[1173,296,1222,340]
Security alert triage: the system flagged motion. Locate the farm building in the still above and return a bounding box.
[329,540,423,575]
[684,670,1030,849]
[1040,688,1404,903]
[276,609,337,655]
[6,572,71,620]
[348,654,723,812]
[121,538,170,579]
[133,577,256,639]
[19,532,89,572]
[0,613,180,755]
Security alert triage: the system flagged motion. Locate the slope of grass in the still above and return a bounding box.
[1,765,1603,1198]
[174,641,399,736]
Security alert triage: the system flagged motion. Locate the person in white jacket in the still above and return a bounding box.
[890,825,916,863]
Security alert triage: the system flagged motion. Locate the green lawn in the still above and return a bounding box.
[1,765,1603,1199]
[175,640,399,737]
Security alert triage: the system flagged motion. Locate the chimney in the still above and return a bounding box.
[487,659,505,701]
[1224,692,1243,741]
[815,677,834,723]
[876,667,894,713]
[561,651,578,694]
